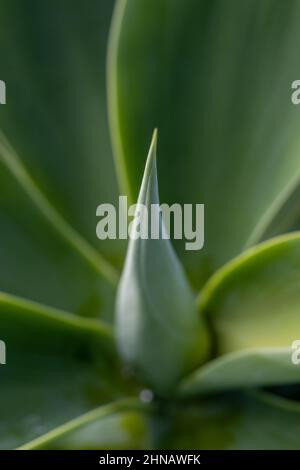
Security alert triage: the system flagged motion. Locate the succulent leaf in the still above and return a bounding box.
[109,0,300,284]
[0,0,119,320]
[180,347,299,396]
[0,0,300,451]
[200,233,300,353]
[116,131,210,395]
[19,399,150,450]
[0,292,119,449]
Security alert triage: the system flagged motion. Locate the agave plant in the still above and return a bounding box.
[1,0,300,450]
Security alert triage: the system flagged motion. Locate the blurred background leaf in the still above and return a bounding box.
[200,233,300,354]
[180,347,300,396]
[20,399,151,450]
[1,0,300,451]
[109,0,300,287]
[0,292,123,449]
[159,391,300,449]
[0,0,122,319]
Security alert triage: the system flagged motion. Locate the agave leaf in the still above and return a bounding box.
[0,0,120,318]
[200,233,300,354]
[108,0,300,284]
[161,391,300,449]
[116,132,210,395]
[180,347,299,396]
[19,399,150,450]
[20,390,300,450]
[0,292,122,449]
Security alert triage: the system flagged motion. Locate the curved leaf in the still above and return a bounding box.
[180,347,300,396]
[22,390,300,450]
[116,132,210,395]
[0,0,120,318]
[0,292,121,449]
[109,0,300,284]
[200,233,300,354]
[19,399,151,450]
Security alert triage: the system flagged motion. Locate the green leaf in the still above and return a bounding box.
[200,233,300,354]
[0,0,121,319]
[161,391,300,449]
[108,0,300,285]
[261,182,300,240]
[180,347,300,396]
[116,131,210,395]
[19,399,151,450]
[0,292,121,449]
[22,390,300,450]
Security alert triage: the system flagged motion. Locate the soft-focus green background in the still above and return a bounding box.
[0,0,120,320]
[1,0,300,450]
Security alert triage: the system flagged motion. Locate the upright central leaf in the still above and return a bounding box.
[116,132,210,395]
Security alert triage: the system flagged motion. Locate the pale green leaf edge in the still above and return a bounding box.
[0,131,119,286]
[0,290,113,339]
[245,174,300,248]
[107,0,133,205]
[18,398,150,450]
[179,347,299,396]
[198,231,300,309]
[106,0,300,254]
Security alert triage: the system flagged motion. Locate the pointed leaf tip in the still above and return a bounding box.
[115,134,210,395]
[141,129,158,184]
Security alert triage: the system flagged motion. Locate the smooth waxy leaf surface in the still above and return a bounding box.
[0,292,122,449]
[0,0,121,319]
[200,234,300,354]
[116,132,210,395]
[180,347,300,396]
[109,0,300,284]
